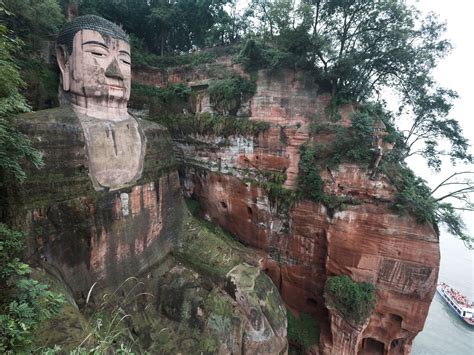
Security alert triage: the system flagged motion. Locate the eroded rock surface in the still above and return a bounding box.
[5,106,181,296]
[133,62,441,354]
[2,16,289,353]
[4,106,288,353]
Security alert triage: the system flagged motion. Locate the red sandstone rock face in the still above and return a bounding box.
[134,64,440,354]
[323,202,438,354]
[185,168,439,354]
[7,109,183,297]
[132,55,248,87]
[26,173,182,296]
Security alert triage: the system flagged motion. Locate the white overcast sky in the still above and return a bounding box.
[414,0,473,159]
[410,0,473,235]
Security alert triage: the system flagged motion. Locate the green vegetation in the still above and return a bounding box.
[0,5,43,182]
[79,0,237,56]
[1,0,63,49]
[1,0,64,110]
[132,45,236,69]
[380,162,472,248]
[0,224,64,353]
[149,112,269,139]
[19,59,59,110]
[287,311,319,352]
[254,171,299,216]
[1,6,65,352]
[207,75,256,115]
[74,279,143,354]
[205,289,233,338]
[297,145,325,203]
[235,37,311,73]
[297,144,360,215]
[238,0,471,171]
[0,118,43,183]
[174,199,250,282]
[390,166,437,224]
[309,105,391,168]
[324,275,375,326]
[130,82,191,115]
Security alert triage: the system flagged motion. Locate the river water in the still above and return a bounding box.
[412,232,474,354]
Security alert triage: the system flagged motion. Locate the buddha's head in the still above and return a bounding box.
[56,15,131,112]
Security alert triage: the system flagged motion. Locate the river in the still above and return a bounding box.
[412,231,474,354]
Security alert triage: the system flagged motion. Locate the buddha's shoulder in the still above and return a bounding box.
[16,107,81,132]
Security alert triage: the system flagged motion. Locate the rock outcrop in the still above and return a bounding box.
[132,59,440,354]
[4,106,182,296]
[2,49,440,353]
[3,105,288,353]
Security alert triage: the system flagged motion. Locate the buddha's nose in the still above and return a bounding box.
[105,58,124,80]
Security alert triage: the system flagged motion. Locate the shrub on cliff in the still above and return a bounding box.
[297,144,360,214]
[207,75,256,115]
[149,112,269,139]
[130,83,191,115]
[0,224,64,353]
[324,275,375,326]
[297,144,325,202]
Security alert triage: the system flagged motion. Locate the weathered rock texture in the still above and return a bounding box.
[31,211,288,354]
[3,106,181,297]
[133,60,440,354]
[3,104,288,353]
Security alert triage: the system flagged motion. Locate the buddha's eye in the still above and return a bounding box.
[120,58,131,65]
[91,51,107,57]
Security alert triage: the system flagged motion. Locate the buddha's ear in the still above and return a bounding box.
[56,45,70,91]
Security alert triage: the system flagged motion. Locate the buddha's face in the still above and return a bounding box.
[57,29,131,107]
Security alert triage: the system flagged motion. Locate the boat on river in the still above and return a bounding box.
[437,282,474,326]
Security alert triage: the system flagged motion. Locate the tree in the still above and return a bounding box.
[241,0,472,172]
[148,0,176,56]
[399,86,471,171]
[0,0,64,110]
[431,171,473,248]
[431,172,474,211]
[1,0,64,50]
[1,4,63,352]
[205,0,244,46]
[0,5,43,181]
[80,0,232,55]
[239,0,472,245]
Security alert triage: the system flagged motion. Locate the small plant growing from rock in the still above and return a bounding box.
[324,275,375,326]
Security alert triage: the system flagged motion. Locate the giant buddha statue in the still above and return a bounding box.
[2,16,288,354]
[56,15,143,190]
[4,15,183,297]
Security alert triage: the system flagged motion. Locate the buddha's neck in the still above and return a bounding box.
[66,93,130,122]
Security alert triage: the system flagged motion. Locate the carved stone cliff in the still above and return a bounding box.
[1,17,288,353]
[132,57,440,354]
[3,106,288,353]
